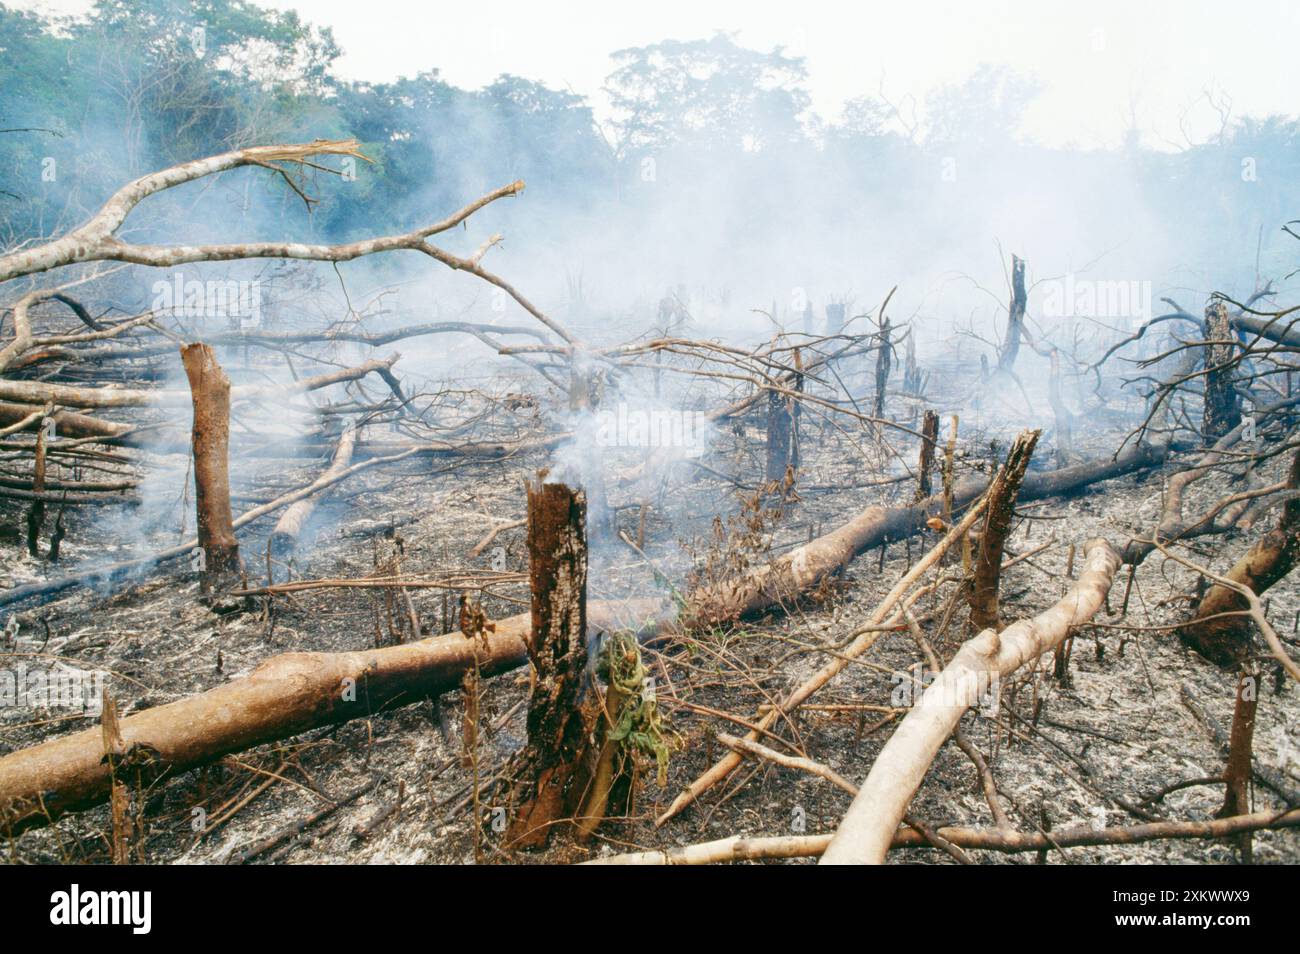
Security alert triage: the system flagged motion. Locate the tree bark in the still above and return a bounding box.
[873,316,892,417]
[969,429,1040,631]
[0,441,1174,834]
[1178,448,1300,666]
[998,255,1027,371]
[1202,300,1241,445]
[764,387,794,483]
[268,425,357,560]
[820,538,1122,865]
[507,480,594,848]
[1219,668,1258,862]
[181,343,242,599]
[915,409,939,501]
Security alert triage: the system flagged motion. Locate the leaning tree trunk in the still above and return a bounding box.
[997,255,1027,371]
[1179,448,1300,666]
[180,343,242,598]
[820,538,1123,865]
[969,429,1040,631]
[1202,300,1241,445]
[506,479,596,849]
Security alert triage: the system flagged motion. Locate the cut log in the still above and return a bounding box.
[819,537,1122,865]
[0,597,669,834]
[180,343,242,599]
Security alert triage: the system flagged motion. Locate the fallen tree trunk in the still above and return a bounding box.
[1178,448,1300,666]
[585,808,1300,864]
[819,537,1123,865]
[268,425,357,559]
[1231,311,1300,348]
[0,356,400,409]
[0,402,133,443]
[0,440,1172,832]
[0,597,668,834]
[684,436,1164,628]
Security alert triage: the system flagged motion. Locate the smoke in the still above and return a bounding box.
[7,10,1299,573]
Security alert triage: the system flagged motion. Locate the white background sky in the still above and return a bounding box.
[13,0,1300,148]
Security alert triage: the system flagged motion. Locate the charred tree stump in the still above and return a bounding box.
[873,316,892,418]
[1202,300,1241,445]
[765,388,796,484]
[1179,448,1300,666]
[997,255,1027,372]
[968,428,1041,631]
[916,409,939,502]
[507,479,595,849]
[180,343,242,599]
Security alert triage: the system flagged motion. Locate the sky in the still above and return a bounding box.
[11,0,1300,147]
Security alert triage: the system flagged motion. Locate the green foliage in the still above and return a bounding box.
[605,31,811,154]
[597,632,678,786]
[0,1,1296,288]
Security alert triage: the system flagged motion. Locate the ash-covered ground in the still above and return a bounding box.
[2,361,1298,866]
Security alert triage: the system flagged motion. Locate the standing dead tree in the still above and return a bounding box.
[180,343,242,598]
[915,409,939,501]
[968,429,1040,631]
[997,254,1027,371]
[1202,300,1241,444]
[873,314,892,418]
[765,387,796,484]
